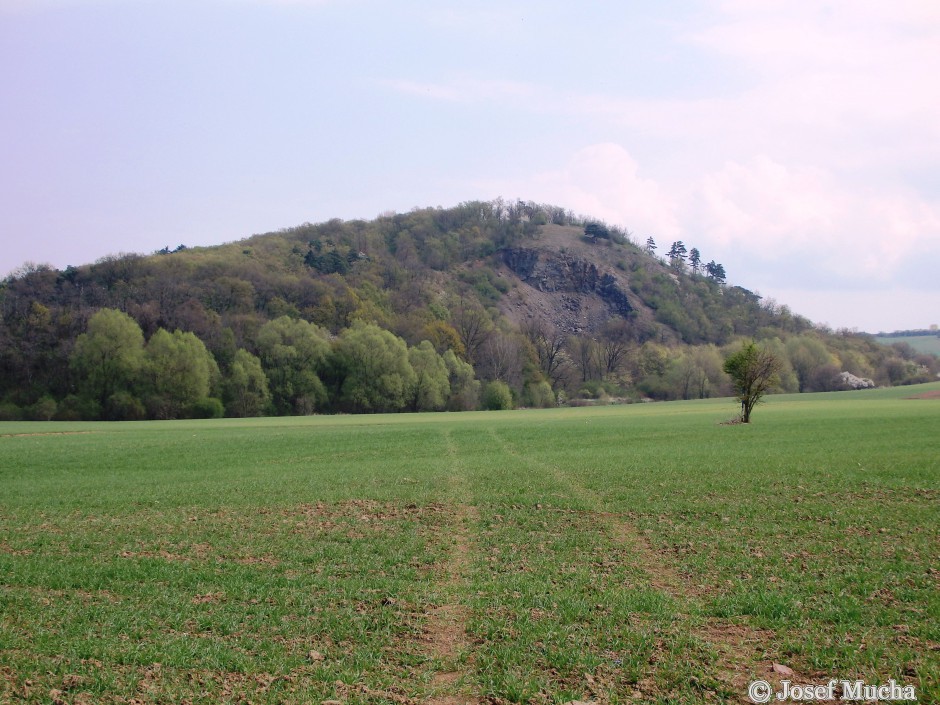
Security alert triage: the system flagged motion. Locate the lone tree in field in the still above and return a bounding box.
[723,341,782,423]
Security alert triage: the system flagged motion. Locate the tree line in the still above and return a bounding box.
[1,200,936,421]
[38,309,483,421]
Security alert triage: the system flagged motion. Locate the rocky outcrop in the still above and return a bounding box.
[501,248,539,279]
[598,274,633,317]
[501,247,633,316]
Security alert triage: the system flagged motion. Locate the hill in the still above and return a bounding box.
[874,333,940,357]
[1,200,937,420]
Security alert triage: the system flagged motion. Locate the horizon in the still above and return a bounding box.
[2,1,938,333]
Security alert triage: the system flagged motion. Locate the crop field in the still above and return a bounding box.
[875,335,940,357]
[1,385,938,704]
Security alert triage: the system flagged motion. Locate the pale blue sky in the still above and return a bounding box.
[2,0,938,332]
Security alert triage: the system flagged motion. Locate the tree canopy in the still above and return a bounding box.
[723,341,782,423]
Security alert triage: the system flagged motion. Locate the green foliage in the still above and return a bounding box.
[256,316,330,415]
[723,341,782,422]
[334,322,417,413]
[143,328,220,419]
[524,380,556,408]
[460,268,507,303]
[584,222,610,241]
[25,396,57,422]
[407,341,451,411]
[189,397,225,419]
[443,349,480,411]
[0,401,22,421]
[223,349,270,417]
[305,246,351,275]
[53,394,100,421]
[481,380,513,410]
[786,335,839,392]
[69,309,146,406]
[104,391,146,421]
[3,201,931,421]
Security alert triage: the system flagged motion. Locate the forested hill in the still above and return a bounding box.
[1,200,936,421]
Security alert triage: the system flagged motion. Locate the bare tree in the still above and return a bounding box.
[521,319,570,388]
[599,320,633,381]
[478,331,525,388]
[451,299,492,365]
[568,336,601,383]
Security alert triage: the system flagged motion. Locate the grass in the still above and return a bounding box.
[874,334,940,356]
[1,384,938,703]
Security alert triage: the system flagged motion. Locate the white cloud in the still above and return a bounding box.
[689,1,940,163]
[696,155,940,283]
[496,142,939,295]
[488,143,682,242]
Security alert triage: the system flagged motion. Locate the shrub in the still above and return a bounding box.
[54,395,100,421]
[523,380,555,408]
[0,402,22,421]
[26,397,58,421]
[189,397,225,419]
[107,392,147,421]
[481,380,513,410]
[105,392,147,421]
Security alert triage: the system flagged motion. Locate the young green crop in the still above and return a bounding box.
[1,384,938,703]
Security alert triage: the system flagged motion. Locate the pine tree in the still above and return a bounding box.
[705,261,727,284]
[667,241,688,269]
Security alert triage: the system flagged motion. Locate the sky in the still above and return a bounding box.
[1,0,938,333]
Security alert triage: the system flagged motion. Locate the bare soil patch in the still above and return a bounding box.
[421,503,483,705]
[554,472,795,700]
[286,500,449,539]
[698,621,818,703]
[0,431,99,438]
[906,390,940,399]
[606,516,691,597]
[605,516,809,701]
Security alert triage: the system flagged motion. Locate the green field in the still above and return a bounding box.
[875,334,940,356]
[1,385,938,704]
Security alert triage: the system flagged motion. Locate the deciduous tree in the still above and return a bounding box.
[408,340,450,411]
[143,328,220,418]
[70,308,145,409]
[334,322,416,413]
[224,349,270,417]
[256,316,330,414]
[443,350,480,411]
[723,341,781,423]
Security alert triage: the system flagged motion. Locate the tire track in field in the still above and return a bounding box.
[550,466,807,703]
[484,426,796,701]
[420,429,481,705]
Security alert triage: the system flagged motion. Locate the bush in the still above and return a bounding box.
[189,397,225,419]
[107,392,147,421]
[481,381,513,410]
[523,380,555,408]
[26,397,58,421]
[575,381,601,399]
[0,402,22,421]
[54,395,100,421]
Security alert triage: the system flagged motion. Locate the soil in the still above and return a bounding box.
[906,390,940,399]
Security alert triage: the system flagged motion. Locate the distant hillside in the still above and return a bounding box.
[2,200,937,420]
[874,333,940,357]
